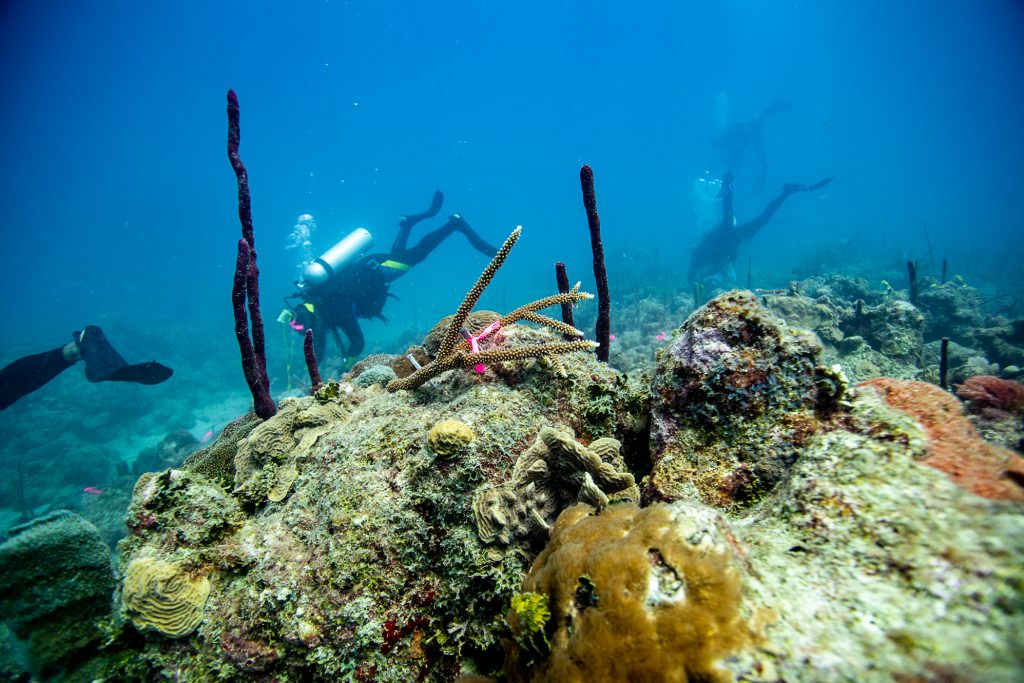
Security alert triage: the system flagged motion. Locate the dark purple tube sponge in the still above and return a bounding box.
[580,165,610,362]
[304,329,323,393]
[227,91,275,419]
[554,261,579,339]
[232,240,275,419]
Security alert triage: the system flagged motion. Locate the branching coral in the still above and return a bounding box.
[387,227,597,392]
[955,374,1024,418]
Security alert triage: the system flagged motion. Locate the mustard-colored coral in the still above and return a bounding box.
[507,500,747,682]
[122,557,211,637]
[428,419,476,455]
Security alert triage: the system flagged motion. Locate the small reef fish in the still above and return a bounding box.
[609,334,616,342]
[655,331,668,341]
[83,487,104,495]
[201,430,214,443]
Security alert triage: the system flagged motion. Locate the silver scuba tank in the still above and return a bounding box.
[301,227,374,289]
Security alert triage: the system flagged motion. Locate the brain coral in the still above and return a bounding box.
[122,557,211,637]
[473,427,636,547]
[507,500,747,682]
[428,418,476,455]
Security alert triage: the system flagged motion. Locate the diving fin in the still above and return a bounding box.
[783,177,834,194]
[398,190,445,228]
[107,361,173,385]
[74,326,172,385]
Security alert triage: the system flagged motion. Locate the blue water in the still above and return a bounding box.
[0,1,1022,521]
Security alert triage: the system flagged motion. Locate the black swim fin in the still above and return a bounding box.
[74,326,173,385]
[783,177,835,194]
[398,190,445,228]
[107,361,173,385]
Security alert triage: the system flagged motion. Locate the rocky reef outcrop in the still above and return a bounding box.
[4,293,1021,682]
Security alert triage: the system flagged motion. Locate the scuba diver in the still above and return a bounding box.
[688,171,834,286]
[282,191,499,366]
[713,99,793,193]
[0,325,173,410]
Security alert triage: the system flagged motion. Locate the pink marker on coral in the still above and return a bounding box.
[461,321,502,373]
[83,486,104,495]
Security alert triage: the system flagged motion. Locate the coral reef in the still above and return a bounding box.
[472,427,636,547]
[121,556,212,637]
[860,377,1024,501]
[387,227,596,392]
[427,419,475,456]
[0,511,114,675]
[13,282,1022,681]
[647,290,845,510]
[506,500,747,682]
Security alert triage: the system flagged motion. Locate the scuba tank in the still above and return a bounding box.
[301,227,373,289]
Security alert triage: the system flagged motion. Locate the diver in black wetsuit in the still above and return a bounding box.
[713,100,793,193]
[0,325,173,410]
[688,171,834,286]
[289,191,499,365]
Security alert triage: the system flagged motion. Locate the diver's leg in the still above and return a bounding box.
[393,190,444,252]
[736,185,800,241]
[451,214,499,257]
[337,315,365,360]
[398,219,460,267]
[0,345,77,410]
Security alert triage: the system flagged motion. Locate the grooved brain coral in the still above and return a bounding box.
[122,557,211,638]
[428,419,475,455]
[507,500,747,682]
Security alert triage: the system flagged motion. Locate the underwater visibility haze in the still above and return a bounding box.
[0,1,1023,681]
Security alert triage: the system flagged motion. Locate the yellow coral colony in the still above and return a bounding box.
[428,419,476,456]
[122,557,211,638]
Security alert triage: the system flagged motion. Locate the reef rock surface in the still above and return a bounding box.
[23,296,1020,682]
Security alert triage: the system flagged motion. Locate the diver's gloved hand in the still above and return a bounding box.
[73,325,173,385]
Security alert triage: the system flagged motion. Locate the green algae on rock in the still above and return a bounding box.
[647,290,846,510]
[0,511,115,675]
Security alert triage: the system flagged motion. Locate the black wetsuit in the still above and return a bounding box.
[0,346,75,410]
[0,326,173,410]
[688,173,833,284]
[712,100,792,193]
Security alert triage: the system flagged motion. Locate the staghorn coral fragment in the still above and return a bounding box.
[387,227,596,392]
[472,426,636,546]
[122,557,211,638]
